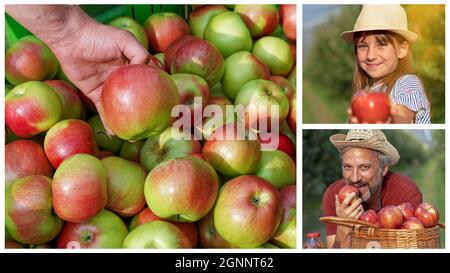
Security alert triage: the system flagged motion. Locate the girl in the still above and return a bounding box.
[341,5,430,124]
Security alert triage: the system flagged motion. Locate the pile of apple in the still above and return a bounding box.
[339,185,440,229]
[5,4,297,249]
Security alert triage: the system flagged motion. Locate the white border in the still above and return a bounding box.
[1,0,448,255]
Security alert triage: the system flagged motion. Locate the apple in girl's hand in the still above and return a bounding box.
[338,185,360,204]
[350,90,391,123]
[414,203,440,228]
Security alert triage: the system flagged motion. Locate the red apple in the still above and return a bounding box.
[397,202,415,220]
[358,209,379,225]
[378,205,404,229]
[197,210,235,248]
[129,207,198,248]
[56,209,128,248]
[143,12,190,53]
[6,35,58,85]
[102,157,147,217]
[5,175,63,245]
[279,5,296,41]
[44,119,99,169]
[145,157,219,222]
[234,5,279,38]
[414,203,440,228]
[338,185,360,204]
[101,64,180,141]
[402,217,425,230]
[214,175,283,248]
[171,73,210,126]
[221,51,270,100]
[189,5,228,38]
[5,140,53,187]
[165,35,225,86]
[44,80,83,120]
[52,154,108,223]
[271,185,296,248]
[259,132,296,160]
[140,126,202,172]
[351,90,391,123]
[203,122,262,177]
[6,81,62,138]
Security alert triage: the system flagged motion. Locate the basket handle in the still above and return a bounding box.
[320,216,379,228]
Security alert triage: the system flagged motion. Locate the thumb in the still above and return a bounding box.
[120,32,150,65]
[88,85,115,136]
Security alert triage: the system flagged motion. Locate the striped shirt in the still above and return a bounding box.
[370,74,431,124]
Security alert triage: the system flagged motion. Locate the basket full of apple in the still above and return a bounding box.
[5,4,297,249]
[320,185,444,249]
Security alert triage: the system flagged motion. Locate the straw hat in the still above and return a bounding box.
[340,5,418,43]
[330,129,400,166]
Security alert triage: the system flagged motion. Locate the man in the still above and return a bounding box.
[322,129,422,248]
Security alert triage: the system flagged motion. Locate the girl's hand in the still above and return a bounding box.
[390,104,415,123]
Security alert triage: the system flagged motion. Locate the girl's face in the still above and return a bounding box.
[356,34,408,84]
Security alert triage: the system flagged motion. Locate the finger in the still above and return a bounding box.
[89,85,115,136]
[335,194,341,211]
[347,198,363,211]
[119,31,150,65]
[349,205,364,219]
[341,192,357,208]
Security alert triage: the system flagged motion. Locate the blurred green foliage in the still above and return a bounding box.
[304,5,445,123]
[302,130,445,247]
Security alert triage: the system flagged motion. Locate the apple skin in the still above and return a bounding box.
[414,203,440,228]
[234,79,289,131]
[119,140,145,162]
[270,75,295,99]
[44,119,99,169]
[140,126,202,172]
[259,132,296,161]
[234,5,279,38]
[287,92,296,133]
[195,96,235,141]
[5,140,53,187]
[270,185,296,248]
[56,209,128,249]
[214,175,283,248]
[165,35,225,86]
[123,220,191,249]
[145,157,219,222]
[279,5,296,41]
[44,80,83,120]
[358,209,379,226]
[6,81,62,138]
[197,210,235,248]
[143,12,190,53]
[5,175,63,245]
[6,35,58,86]
[101,64,180,141]
[102,157,146,217]
[252,36,294,76]
[351,90,391,123]
[397,202,415,221]
[202,122,262,177]
[52,154,108,223]
[378,205,404,229]
[204,11,253,58]
[338,185,360,204]
[255,150,296,189]
[129,207,198,248]
[88,115,123,154]
[402,217,425,230]
[171,73,210,125]
[221,51,270,100]
[189,5,228,38]
[109,16,149,49]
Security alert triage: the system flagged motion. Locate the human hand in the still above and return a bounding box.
[335,193,364,220]
[48,15,150,133]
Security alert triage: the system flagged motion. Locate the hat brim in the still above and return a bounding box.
[340,27,418,44]
[330,134,400,166]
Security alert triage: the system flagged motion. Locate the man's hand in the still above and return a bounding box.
[332,193,364,248]
[6,5,150,133]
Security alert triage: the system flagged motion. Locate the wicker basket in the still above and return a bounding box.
[320,216,444,249]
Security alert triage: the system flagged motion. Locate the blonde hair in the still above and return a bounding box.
[351,30,414,95]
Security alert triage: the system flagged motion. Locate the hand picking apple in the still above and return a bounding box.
[5,4,297,249]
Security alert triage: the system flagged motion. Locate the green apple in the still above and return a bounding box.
[189,5,228,38]
[88,115,123,153]
[255,150,296,189]
[271,185,296,248]
[252,36,293,76]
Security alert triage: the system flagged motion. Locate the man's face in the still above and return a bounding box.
[341,147,387,202]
